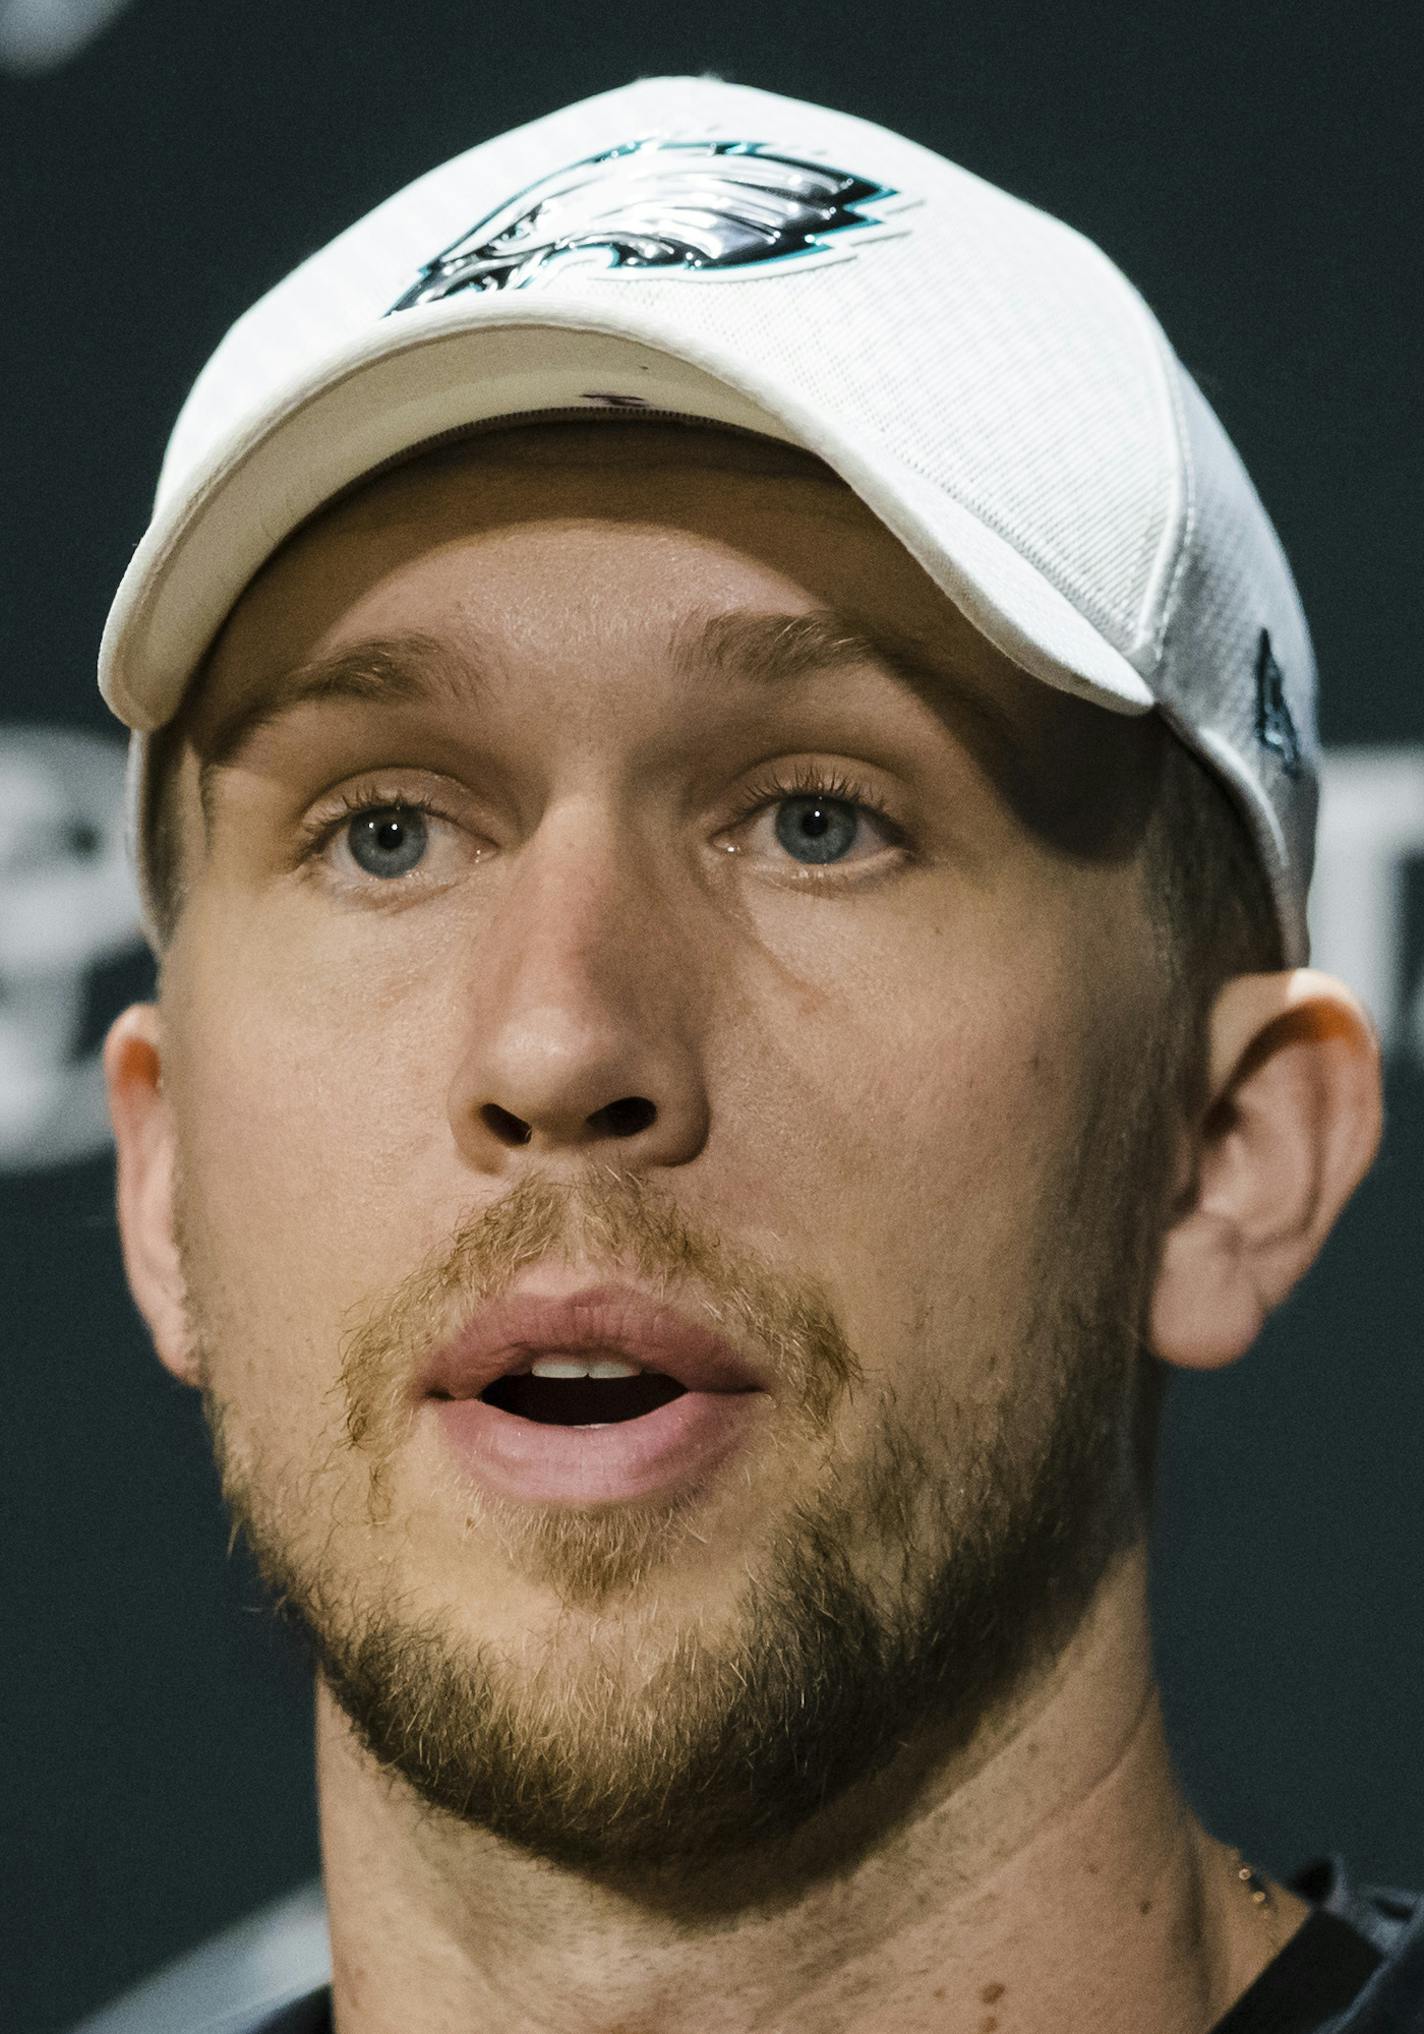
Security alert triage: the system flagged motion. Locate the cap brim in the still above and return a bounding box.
[100,292,1154,734]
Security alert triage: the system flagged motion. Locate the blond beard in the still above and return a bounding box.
[181,1080,1165,1885]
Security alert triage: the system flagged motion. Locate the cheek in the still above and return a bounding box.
[729,908,1110,1385]
[164,928,464,1402]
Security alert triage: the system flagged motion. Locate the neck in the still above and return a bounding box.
[315,1544,1305,2034]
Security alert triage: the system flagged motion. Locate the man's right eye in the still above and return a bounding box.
[297,783,474,892]
[343,805,431,879]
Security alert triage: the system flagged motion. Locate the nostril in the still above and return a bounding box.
[480,1103,532,1145]
[590,1096,656,1139]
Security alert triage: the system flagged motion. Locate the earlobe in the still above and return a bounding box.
[103,1003,200,1387]
[1150,969,1383,1372]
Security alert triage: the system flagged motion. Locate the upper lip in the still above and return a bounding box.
[420,1282,769,1401]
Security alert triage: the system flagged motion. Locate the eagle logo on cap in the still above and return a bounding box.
[388,138,898,310]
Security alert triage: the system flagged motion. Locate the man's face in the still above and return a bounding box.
[154,423,1175,1881]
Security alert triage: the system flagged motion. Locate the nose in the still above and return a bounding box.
[447,814,711,1173]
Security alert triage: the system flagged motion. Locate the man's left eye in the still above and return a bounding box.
[769,793,877,865]
[729,784,902,872]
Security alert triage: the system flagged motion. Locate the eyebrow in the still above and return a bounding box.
[196,606,1018,824]
[197,632,469,828]
[677,607,1026,761]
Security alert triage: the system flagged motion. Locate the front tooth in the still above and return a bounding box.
[530,1355,592,1379]
[526,1353,644,1380]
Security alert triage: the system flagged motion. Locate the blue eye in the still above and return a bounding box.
[773,794,862,864]
[346,806,429,878]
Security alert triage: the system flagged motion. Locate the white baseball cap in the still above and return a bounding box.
[99,73,1317,958]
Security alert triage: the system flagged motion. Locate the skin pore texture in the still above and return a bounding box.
[105,423,1382,2034]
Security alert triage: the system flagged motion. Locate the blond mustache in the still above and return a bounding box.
[334,1164,864,1520]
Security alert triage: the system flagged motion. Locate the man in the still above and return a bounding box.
[91,73,1416,2034]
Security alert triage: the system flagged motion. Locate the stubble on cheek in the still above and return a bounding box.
[159,900,1179,1878]
[168,1068,1170,1884]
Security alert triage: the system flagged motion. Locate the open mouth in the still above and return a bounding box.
[424,1290,768,1502]
[477,1358,689,1428]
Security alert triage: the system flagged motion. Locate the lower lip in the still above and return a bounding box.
[430,1389,768,1505]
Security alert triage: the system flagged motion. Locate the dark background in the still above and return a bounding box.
[3,4,1420,2030]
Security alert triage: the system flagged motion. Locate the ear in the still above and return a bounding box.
[103,1002,200,1387]
[1150,969,1383,1370]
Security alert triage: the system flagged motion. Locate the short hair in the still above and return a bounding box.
[142,714,186,957]
[1140,731,1285,1111]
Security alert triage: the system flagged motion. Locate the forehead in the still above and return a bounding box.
[288,418,863,565]
[193,417,1037,731]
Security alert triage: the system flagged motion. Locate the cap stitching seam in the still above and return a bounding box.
[1151,337,1196,676]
